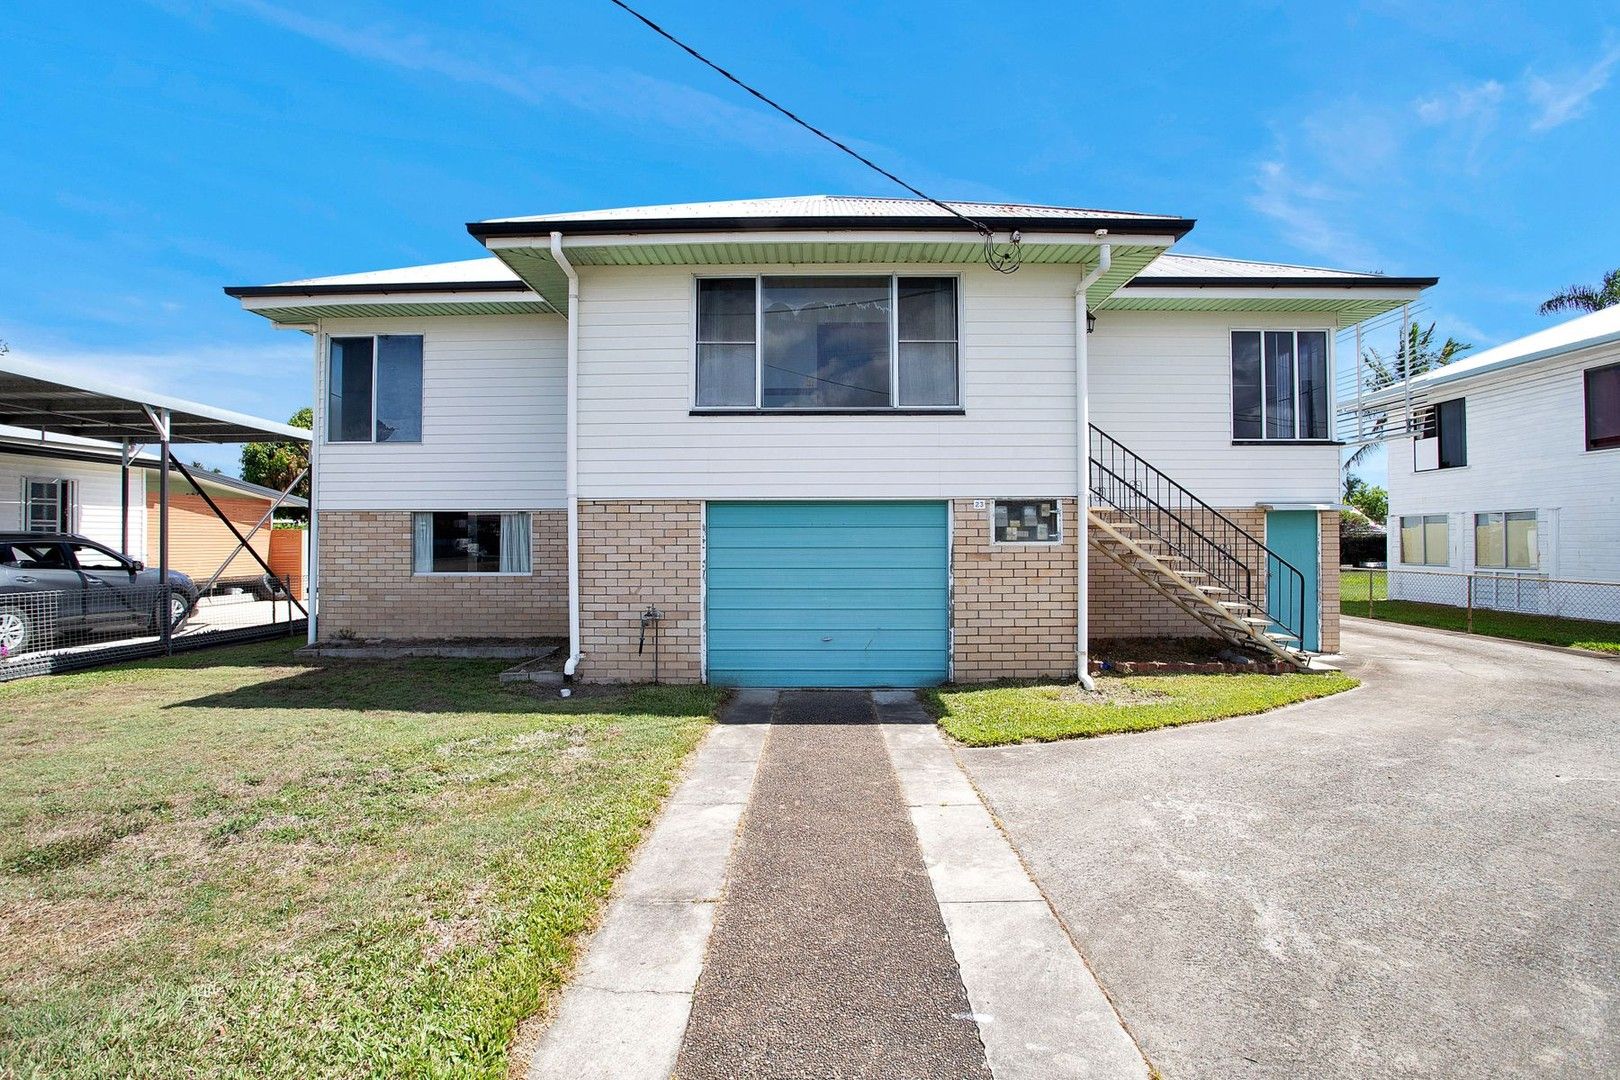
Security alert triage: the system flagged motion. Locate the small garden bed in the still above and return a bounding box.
[924,671,1358,747]
[1089,636,1295,675]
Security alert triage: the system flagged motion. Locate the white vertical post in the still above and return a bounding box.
[1400,302,1412,434]
[1074,239,1109,690]
[1353,322,1364,443]
[307,327,322,645]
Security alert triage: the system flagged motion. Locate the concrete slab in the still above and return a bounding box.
[574,900,716,994]
[526,707,766,1080]
[961,620,1620,1079]
[527,986,692,1080]
[910,803,1044,904]
[941,901,1147,1080]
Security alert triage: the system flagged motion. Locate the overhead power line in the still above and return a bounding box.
[603,0,1022,272]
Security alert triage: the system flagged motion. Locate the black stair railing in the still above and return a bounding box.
[1089,425,1307,650]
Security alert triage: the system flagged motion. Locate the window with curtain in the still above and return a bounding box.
[1231,330,1330,441]
[327,334,423,443]
[1399,514,1448,566]
[1474,511,1537,569]
[24,478,73,533]
[1586,362,1620,451]
[694,275,960,409]
[411,512,531,574]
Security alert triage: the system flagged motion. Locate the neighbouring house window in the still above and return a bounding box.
[1414,398,1466,471]
[23,478,73,533]
[1586,362,1620,451]
[1231,330,1330,441]
[993,500,1061,543]
[1474,511,1537,569]
[327,334,423,443]
[411,512,531,574]
[1399,514,1448,566]
[694,275,960,409]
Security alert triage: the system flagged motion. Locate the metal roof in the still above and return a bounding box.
[476,194,1189,227]
[1123,252,1437,289]
[0,356,307,444]
[1397,305,1620,391]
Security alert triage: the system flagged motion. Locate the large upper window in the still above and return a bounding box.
[327,335,423,443]
[1475,511,1537,570]
[411,512,531,575]
[1231,330,1330,441]
[1414,398,1466,471]
[1586,362,1620,451]
[695,276,959,410]
[1399,514,1448,566]
[23,478,73,533]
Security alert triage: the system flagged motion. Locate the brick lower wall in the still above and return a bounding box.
[1319,510,1341,653]
[315,510,566,640]
[951,498,1080,680]
[577,500,704,683]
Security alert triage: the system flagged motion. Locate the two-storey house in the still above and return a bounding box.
[227,196,1435,685]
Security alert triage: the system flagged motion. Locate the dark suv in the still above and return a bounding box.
[0,533,199,655]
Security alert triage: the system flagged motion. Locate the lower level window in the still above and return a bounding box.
[24,478,73,533]
[994,500,1061,543]
[1399,514,1448,566]
[412,512,531,574]
[1474,511,1537,569]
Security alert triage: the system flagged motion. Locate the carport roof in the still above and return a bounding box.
[0,355,307,443]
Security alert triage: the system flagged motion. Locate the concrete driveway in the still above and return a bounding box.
[960,619,1620,1079]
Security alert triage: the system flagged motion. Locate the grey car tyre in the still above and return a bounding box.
[151,594,190,634]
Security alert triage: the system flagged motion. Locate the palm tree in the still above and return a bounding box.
[1343,322,1472,474]
[1539,268,1620,315]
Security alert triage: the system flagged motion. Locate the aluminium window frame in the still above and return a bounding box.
[689,272,964,413]
[1472,509,1539,571]
[1228,327,1336,444]
[409,509,534,577]
[1398,512,1449,567]
[22,476,75,534]
[1585,360,1620,453]
[324,331,426,445]
[988,498,1065,546]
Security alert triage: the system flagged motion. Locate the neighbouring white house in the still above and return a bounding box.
[1384,305,1620,621]
[226,195,1436,686]
[0,424,307,586]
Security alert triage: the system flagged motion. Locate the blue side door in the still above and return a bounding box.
[705,501,950,687]
[1265,510,1320,652]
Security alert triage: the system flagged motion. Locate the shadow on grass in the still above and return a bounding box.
[134,640,725,718]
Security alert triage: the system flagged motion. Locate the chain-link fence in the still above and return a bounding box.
[1341,566,1620,646]
[0,578,304,681]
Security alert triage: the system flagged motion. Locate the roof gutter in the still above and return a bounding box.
[552,231,584,681]
[469,214,1196,242]
[1074,237,1112,693]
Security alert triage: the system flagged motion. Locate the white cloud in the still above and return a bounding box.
[1527,42,1620,130]
[1247,160,1381,270]
[1415,79,1505,125]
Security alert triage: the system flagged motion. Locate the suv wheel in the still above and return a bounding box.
[0,607,39,655]
[152,594,190,634]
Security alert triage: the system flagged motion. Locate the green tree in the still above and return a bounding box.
[1341,475,1388,522]
[1344,322,1473,475]
[1539,268,1620,315]
[240,407,312,514]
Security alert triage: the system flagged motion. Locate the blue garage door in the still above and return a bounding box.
[705,501,949,688]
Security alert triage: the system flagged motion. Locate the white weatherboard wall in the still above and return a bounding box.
[1387,343,1620,583]
[1088,311,1342,506]
[313,315,566,511]
[0,451,143,555]
[574,263,1079,498]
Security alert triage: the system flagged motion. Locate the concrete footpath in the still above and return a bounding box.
[528,689,1146,1080]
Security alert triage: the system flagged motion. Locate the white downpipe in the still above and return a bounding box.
[552,232,584,678]
[1074,238,1112,691]
[307,324,323,645]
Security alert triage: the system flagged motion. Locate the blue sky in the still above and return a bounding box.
[2,0,1616,477]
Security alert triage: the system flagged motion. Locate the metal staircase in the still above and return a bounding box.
[1088,425,1311,668]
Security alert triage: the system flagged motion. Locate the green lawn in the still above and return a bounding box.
[1339,568,1620,653]
[0,641,723,1079]
[924,672,1358,747]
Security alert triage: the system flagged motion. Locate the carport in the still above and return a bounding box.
[0,355,308,675]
